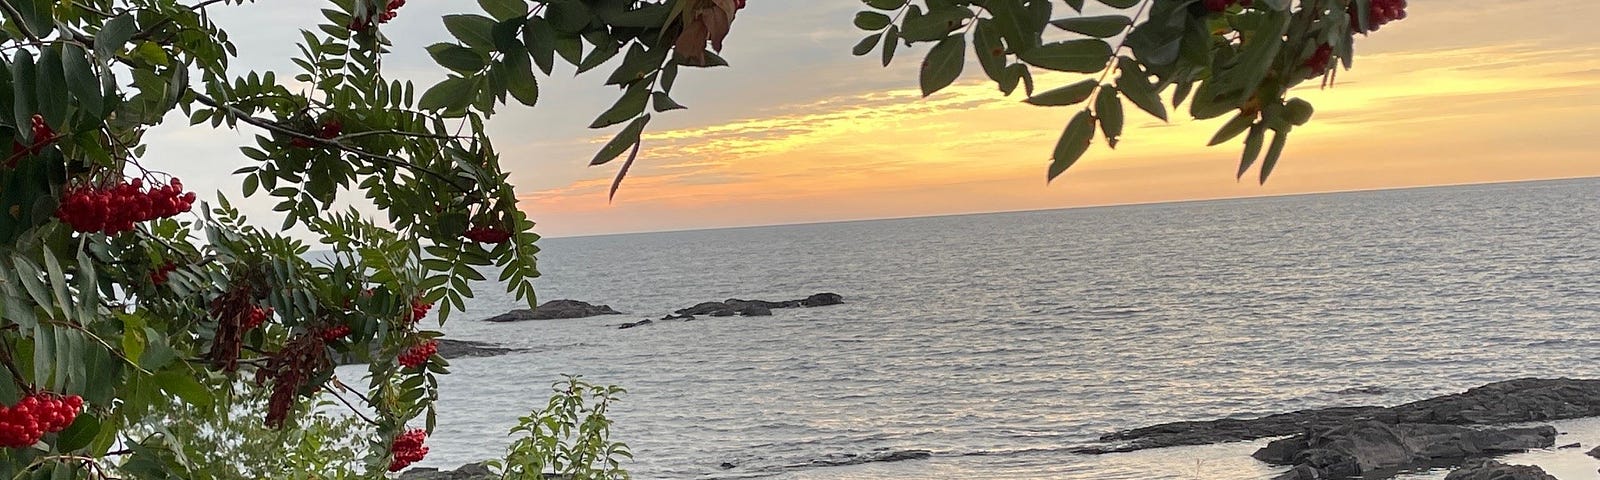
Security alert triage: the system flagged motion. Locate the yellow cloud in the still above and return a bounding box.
[519,38,1600,237]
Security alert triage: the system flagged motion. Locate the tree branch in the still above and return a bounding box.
[0,0,41,43]
[190,90,476,194]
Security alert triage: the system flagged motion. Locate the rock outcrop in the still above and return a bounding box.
[670,293,844,318]
[1443,460,1559,480]
[618,293,845,329]
[1075,378,1600,454]
[397,461,495,480]
[1254,422,1556,478]
[484,300,621,322]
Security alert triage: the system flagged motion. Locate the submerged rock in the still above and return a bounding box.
[1077,378,1600,454]
[618,319,653,330]
[671,293,844,318]
[1588,445,1600,460]
[484,299,621,322]
[792,449,932,468]
[1253,422,1556,478]
[1443,460,1558,480]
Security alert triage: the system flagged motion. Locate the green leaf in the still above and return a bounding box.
[546,0,593,34]
[96,14,137,58]
[1049,109,1097,182]
[919,34,966,97]
[443,14,499,51]
[1017,39,1111,73]
[62,44,103,117]
[478,0,529,21]
[35,45,67,128]
[524,17,558,74]
[973,19,1006,83]
[1237,122,1266,179]
[1049,15,1131,38]
[852,33,883,56]
[504,53,540,107]
[863,0,908,9]
[1208,111,1256,146]
[427,43,489,73]
[11,49,36,142]
[1284,98,1314,126]
[882,25,901,67]
[1115,57,1167,121]
[1063,0,1085,12]
[1095,87,1123,148]
[418,76,478,111]
[985,0,1038,53]
[1024,78,1097,106]
[1259,129,1289,184]
[854,11,892,30]
[591,115,650,166]
[55,413,100,452]
[589,81,650,128]
[1096,0,1141,8]
[153,370,213,408]
[651,92,685,112]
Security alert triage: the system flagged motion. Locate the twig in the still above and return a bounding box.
[0,0,40,43]
[190,91,476,194]
[326,382,380,426]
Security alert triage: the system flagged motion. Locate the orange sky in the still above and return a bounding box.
[165,2,1599,239]
[506,1,1600,237]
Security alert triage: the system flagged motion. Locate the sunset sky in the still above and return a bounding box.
[157,1,1600,238]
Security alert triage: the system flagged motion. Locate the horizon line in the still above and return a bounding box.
[535,174,1600,240]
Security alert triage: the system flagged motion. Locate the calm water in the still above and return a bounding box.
[381,178,1600,479]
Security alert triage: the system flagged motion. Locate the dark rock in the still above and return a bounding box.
[1558,442,1581,449]
[435,338,522,360]
[1270,464,1321,480]
[1444,460,1558,480]
[676,301,736,316]
[718,462,736,469]
[800,292,843,307]
[795,449,931,467]
[1332,386,1390,396]
[1587,445,1600,459]
[618,319,653,330]
[484,300,621,322]
[1078,378,1600,454]
[1253,422,1556,478]
[671,293,844,319]
[398,461,495,480]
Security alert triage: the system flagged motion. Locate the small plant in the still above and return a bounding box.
[492,376,632,480]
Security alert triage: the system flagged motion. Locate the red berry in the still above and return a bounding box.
[388,428,429,471]
[321,324,352,341]
[398,340,437,368]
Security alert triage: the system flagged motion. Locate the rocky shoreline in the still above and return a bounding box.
[1076,378,1600,479]
[397,378,1599,479]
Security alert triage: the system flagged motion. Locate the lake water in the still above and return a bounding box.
[385,178,1600,479]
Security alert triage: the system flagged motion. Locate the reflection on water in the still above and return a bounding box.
[374,178,1600,479]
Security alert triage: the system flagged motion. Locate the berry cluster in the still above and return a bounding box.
[0,393,82,449]
[321,324,352,341]
[9,114,58,162]
[1351,0,1407,33]
[242,305,273,331]
[1303,43,1334,76]
[149,261,179,286]
[398,340,437,368]
[409,299,432,324]
[350,0,405,31]
[1204,0,1252,12]
[463,226,512,244]
[388,428,429,472]
[56,178,197,235]
[290,118,343,148]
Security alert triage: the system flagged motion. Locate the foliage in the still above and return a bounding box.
[848,0,1405,183]
[490,376,631,480]
[0,0,1401,478]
